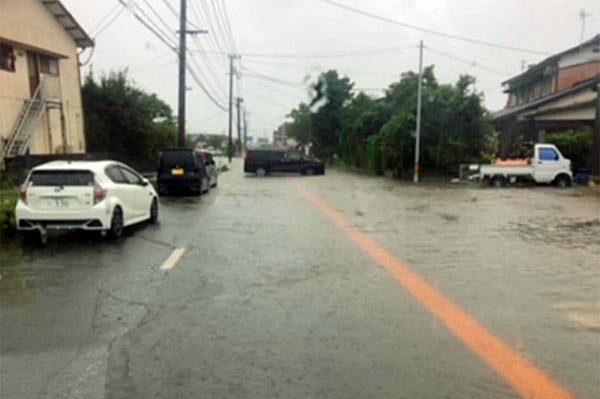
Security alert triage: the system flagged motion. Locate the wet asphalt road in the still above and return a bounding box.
[1,160,599,399]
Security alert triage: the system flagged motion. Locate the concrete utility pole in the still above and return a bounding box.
[243,110,248,154]
[592,82,600,181]
[236,97,243,155]
[227,54,237,162]
[177,0,187,147]
[413,40,424,183]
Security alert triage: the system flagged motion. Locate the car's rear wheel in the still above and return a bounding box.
[108,207,124,239]
[149,198,159,224]
[21,230,41,245]
[256,167,267,177]
[490,175,507,188]
[303,167,315,176]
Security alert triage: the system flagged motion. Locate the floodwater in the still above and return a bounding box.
[1,160,598,398]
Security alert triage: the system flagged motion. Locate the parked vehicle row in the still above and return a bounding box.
[15,149,220,242]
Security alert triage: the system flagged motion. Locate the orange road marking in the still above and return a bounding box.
[297,185,575,399]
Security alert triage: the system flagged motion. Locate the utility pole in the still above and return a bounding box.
[177,0,187,147]
[243,110,248,153]
[579,9,592,43]
[227,54,237,162]
[592,81,600,181]
[413,40,424,183]
[236,97,243,155]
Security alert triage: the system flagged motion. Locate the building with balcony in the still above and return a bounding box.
[493,34,599,154]
[0,0,93,163]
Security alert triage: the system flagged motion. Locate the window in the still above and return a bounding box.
[39,55,59,75]
[29,170,94,186]
[119,167,143,185]
[105,166,127,183]
[285,152,302,160]
[0,43,16,72]
[539,148,559,161]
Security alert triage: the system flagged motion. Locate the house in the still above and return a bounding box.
[0,0,93,164]
[493,34,599,157]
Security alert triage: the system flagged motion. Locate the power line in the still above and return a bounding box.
[190,0,226,53]
[188,49,227,101]
[140,0,175,37]
[190,39,227,97]
[117,0,226,111]
[318,0,550,56]
[242,45,418,59]
[159,0,179,18]
[92,5,126,39]
[243,88,295,111]
[197,0,230,53]
[188,110,227,124]
[129,0,177,46]
[244,77,307,102]
[243,58,400,78]
[187,63,228,110]
[426,46,515,76]
[118,0,177,49]
[210,0,234,52]
[241,68,307,89]
[90,3,122,34]
[217,0,237,52]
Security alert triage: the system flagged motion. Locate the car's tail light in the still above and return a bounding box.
[244,153,250,161]
[19,185,27,204]
[94,181,107,204]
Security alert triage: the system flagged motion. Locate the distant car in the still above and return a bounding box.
[244,149,325,176]
[16,160,159,240]
[195,150,218,188]
[157,148,210,195]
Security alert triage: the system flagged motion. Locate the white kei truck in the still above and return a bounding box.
[479,143,572,188]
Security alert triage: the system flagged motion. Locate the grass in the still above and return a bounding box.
[0,189,18,238]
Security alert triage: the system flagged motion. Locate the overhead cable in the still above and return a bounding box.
[318,0,549,55]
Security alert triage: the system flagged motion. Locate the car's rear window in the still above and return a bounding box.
[29,170,94,186]
[159,151,196,168]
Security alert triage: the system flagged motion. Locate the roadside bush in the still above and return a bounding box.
[545,128,593,172]
[0,191,17,238]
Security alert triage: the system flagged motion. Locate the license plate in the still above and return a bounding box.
[171,168,184,176]
[48,198,69,208]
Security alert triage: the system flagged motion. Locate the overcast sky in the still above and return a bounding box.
[63,0,600,139]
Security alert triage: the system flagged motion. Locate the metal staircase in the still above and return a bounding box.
[1,74,65,165]
[3,82,47,161]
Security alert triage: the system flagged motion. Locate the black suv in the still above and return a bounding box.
[157,148,210,195]
[244,149,325,176]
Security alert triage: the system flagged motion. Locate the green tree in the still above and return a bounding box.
[82,70,177,168]
[546,128,593,172]
[283,65,493,177]
[309,70,354,159]
[286,103,313,146]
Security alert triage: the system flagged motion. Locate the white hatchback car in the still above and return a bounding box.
[16,160,159,240]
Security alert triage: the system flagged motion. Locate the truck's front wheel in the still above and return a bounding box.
[554,174,571,188]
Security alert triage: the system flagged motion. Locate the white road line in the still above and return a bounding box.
[160,247,186,271]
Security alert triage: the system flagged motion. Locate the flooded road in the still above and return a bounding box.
[1,160,599,398]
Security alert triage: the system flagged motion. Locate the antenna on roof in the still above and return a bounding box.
[579,9,592,44]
